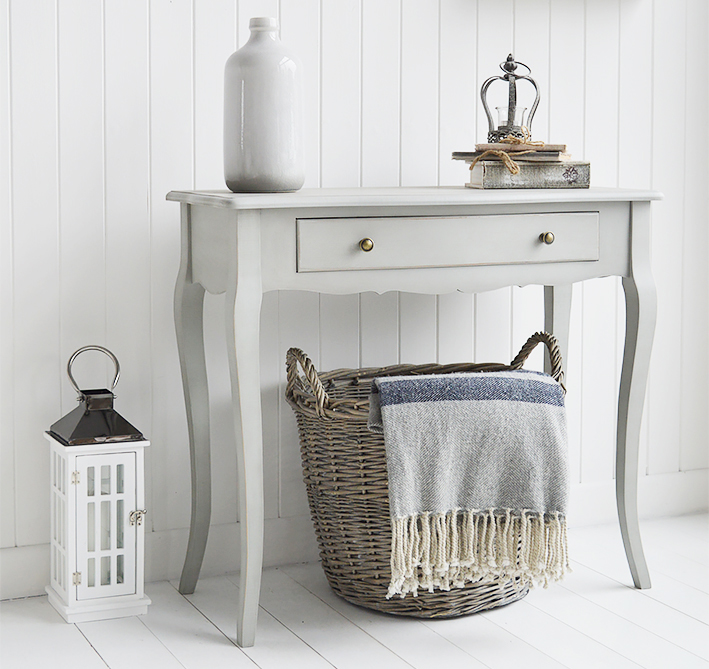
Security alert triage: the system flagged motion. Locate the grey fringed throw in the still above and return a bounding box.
[368,369,569,599]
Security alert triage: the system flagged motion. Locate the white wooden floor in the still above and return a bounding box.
[2,514,707,669]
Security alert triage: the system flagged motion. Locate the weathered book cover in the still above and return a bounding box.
[474,142,567,152]
[453,151,571,163]
[466,160,590,189]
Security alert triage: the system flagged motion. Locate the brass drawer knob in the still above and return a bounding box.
[359,237,374,252]
[540,231,555,245]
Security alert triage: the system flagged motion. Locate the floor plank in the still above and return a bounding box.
[77,615,184,669]
[281,562,489,669]
[558,561,709,660]
[527,568,708,668]
[0,596,107,669]
[139,581,256,668]
[182,575,335,669]
[231,567,414,669]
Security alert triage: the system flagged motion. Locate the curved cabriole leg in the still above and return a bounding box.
[174,207,212,595]
[617,201,656,589]
[226,212,264,647]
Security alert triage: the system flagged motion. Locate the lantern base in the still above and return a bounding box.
[46,585,151,623]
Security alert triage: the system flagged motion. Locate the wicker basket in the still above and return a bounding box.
[285,332,564,618]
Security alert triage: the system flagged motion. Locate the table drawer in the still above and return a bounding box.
[296,212,599,273]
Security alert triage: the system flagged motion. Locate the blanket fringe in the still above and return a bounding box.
[388,509,569,599]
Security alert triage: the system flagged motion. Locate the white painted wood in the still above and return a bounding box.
[282,562,489,669]
[77,616,184,669]
[252,568,415,669]
[436,292,475,364]
[0,596,108,669]
[296,212,600,272]
[184,575,336,667]
[0,0,14,550]
[9,0,61,550]
[194,0,236,191]
[57,0,106,415]
[277,290,320,520]
[149,0,194,537]
[360,292,398,367]
[1,515,706,665]
[527,570,709,669]
[438,0,477,187]
[140,581,257,668]
[362,0,400,187]
[104,0,152,536]
[320,0,360,188]
[2,0,707,609]
[649,0,687,477]
[280,0,321,190]
[399,293,436,364]
[400,0,438,188]
[680,0,709,473]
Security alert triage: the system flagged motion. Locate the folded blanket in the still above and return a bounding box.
[368,369,569,599]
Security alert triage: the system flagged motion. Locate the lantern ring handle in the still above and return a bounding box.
[67,345,121,396]
[500,59,532,77]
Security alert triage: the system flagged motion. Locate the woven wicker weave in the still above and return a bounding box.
[286,332,565,618]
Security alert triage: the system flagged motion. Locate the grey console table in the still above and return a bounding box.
[167,186,661,647]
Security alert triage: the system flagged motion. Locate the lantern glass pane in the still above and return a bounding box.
[88,558,95,587]
[116,500,124,549]
[117,464,124,494]
[117,554,124,584]
[101,556,110,585]
[87,503,95,552]
[87,467,95,496]
[101,501,110,550]
[101,466,110,495]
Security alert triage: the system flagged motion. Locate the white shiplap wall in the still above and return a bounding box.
[1,0,707,598]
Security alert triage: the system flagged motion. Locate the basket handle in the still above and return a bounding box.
[286,348,330,416]
[509,331,566,391]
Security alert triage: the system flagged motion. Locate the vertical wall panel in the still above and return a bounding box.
[280,0,320,188]
[361,0,400,187]
[474,1,514,364]
[195,0,236,190]
[580,1,621,483]
[195,1,238,528]
[618,0,653,474]
[549,0,585,484]
[649,0,687,475]
[0,0,14,548]
[439,0,477,187]
[360,292,398,367]
[400,0,438,186]
[10,0,61,547]
[278,291,319,519]
[149,0,194,532]
[399,293,436,364]
[320,0,360,187]
[57,0,106,416]
[679,0,708,472]
[510,0,549,368]
[437,293,475,364]
[104,0,152,524]
[1,0,707,577]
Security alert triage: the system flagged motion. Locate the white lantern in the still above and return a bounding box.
[45,346,151,623]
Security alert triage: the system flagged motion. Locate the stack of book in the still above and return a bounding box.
[452,143,590,189]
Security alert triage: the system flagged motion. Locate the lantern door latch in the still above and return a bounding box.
[129,509,148,526]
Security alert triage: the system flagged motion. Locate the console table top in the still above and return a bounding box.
[167,186,663,211]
